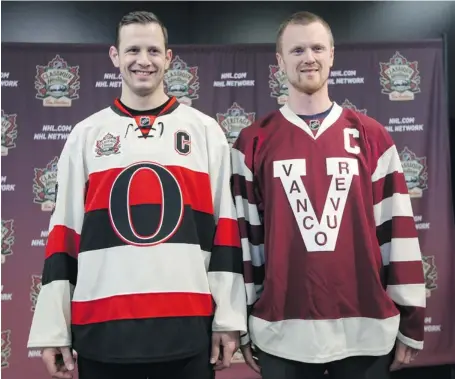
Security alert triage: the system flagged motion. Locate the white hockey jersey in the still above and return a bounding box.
[27,97,248,363]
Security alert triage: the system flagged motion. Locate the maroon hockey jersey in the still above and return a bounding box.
[231,102,426,363]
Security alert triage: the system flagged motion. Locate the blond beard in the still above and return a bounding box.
[290,75,327,95]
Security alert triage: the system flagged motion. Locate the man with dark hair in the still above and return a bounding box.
[233,11,426,379]
[27,10,247,379]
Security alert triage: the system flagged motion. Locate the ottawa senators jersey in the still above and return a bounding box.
[231,102,426,363]
[27,97,248,363]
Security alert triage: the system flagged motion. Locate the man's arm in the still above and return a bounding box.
[230,129,265,347]
[28,126,85,349]
[205,119,248,336]
[371,130,426,350]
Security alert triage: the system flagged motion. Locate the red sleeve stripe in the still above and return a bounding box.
[396,305,425,343]
[238,218,264,245]
[372,171,409,206]
[231,173,257,205]
[243,261,254,284]
[72,292,213,325]
[86,165,214,215]
[376,217,418,246]
[213,218,241,248]
[243,261,265,286]
[45,225,80,259]
[387,261,425,285]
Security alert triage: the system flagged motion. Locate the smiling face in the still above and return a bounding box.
[277,21,334,95]
[109,22,172,97]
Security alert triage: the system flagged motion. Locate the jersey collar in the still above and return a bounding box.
[280,102,343,140]
[111,96,180,119]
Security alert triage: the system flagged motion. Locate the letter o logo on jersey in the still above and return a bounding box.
[108,161,184,246]
[175,130,191,155]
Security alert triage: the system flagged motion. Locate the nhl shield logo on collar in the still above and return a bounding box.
[309,119,320,130]
[139,116,151,127]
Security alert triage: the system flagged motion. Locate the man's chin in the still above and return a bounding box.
[131,84,157,97]
[294,82,325,95]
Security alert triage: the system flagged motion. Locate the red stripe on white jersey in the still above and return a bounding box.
[72,292,214,325]
[214,218,241,248]
[45,225,80,259]
[85,165,214,215]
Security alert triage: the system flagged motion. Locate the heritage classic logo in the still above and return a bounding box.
[399,147,428,198]
[340,99,367,115]
[35,55,80,107]
[33,156,59,212]
[1,330,11,368]
[164,56,200,106]
[30,275,42,312]
[379,51,421,101]
[95,133,121,157]
[422,256,437,298]
[1,110,18,156]
[1,220,14,265]
[216,103,255,146]
[269,65,288,104]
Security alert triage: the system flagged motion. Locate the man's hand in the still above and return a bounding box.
[210,331,240,370]
[390,340,420,371]
[240,343,261,373]
[42,347,75,379]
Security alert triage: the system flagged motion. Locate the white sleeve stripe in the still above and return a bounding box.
[397,331,423,350]
[371,145,403,182]
[241,238,264,267]
[245,283,257,305]
[380,238,422,265]
[374,193,413,226]
[217,200,239,223]
[234,195,261,225]
[386,284,426,307]
[231,148,253,182]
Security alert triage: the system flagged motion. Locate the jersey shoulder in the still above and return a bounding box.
[342,108,394,147]
[174,103,226,141]
[69,107,118,141]
[174,103,218,127]
[234,109,281,150]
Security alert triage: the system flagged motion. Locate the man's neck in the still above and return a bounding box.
[287,85,333,116]
[120,85,169,111]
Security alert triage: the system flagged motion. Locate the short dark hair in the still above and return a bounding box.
[276,11,334,53]
[115,11,168,49]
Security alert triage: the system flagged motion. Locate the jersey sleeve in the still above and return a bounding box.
[27,127,85,348]
[370,126,426,350]
[230,129,265,346]
[205,119,248,335]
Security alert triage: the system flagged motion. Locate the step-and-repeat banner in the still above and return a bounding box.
[1,39,454,379]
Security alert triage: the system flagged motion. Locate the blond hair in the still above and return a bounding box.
[276,11,334,53]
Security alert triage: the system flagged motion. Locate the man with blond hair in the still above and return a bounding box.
[232,11,426,379]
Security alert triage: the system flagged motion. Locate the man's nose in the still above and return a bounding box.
[136,50,151,66]
[302,48,316,64]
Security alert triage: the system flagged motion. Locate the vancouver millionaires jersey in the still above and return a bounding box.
[231,102,426,363]
[27,97,248,363]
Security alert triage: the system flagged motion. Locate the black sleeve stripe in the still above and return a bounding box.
[208,246,243,274]
[42,253,78,286]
